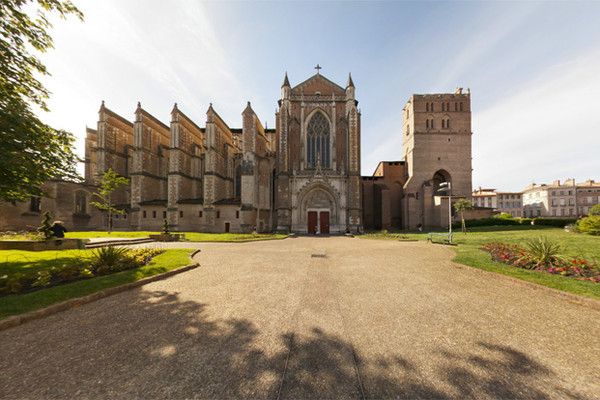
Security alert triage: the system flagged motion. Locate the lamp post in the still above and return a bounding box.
[438,182,452,234]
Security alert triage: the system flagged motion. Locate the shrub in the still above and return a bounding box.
[452,217,520,228]
[524,237,563,267]
[588,204,600,217]
[520,218,533,225]
[91,246,129,274]
[532,218,577,227]
[37,211,53,240]
[574,216,600,236]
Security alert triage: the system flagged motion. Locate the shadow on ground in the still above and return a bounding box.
[0,290,589,399]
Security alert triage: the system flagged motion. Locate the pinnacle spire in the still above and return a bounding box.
[282,72,290,88]
[346,73,355,88]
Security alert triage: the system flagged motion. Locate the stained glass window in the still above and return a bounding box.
[306,112,330,168]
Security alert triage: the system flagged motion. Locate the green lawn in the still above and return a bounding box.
[65,231,160,239]
[360,226,600,300]
[0,249,193,319]
[0,249,95,275]
[64,231,287,242]
[182,232,287,242]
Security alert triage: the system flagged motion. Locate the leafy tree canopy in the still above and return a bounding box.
[0,0,83,203]
[589,204,600,217]
[90,168,129,233]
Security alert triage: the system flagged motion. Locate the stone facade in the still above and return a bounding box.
[362,88,473,230]
[472,188,523,217]
[523,179,600,218]
[1,73,474,232]
[275,73,361,233]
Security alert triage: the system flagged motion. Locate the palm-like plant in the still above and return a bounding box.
[523,236,563,268]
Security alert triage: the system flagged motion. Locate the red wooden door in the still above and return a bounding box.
[308,211,318,234]
[320,211,329,234]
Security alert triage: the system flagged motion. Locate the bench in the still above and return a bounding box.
[427,232,453,245]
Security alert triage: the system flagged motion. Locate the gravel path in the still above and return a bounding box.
[1,237,598,399]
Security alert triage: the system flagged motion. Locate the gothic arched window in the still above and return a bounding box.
[306,111,330,169]
[75,191,87,213]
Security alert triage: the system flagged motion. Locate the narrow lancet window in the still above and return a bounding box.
[306,112,330,168]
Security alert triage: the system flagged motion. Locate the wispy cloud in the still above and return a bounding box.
[473,49,600,191]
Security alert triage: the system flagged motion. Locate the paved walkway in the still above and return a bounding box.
[1,237,598,398]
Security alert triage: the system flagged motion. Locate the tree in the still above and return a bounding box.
[91,169,129,234]
[453,198,474,234]
[37,210,53,239]
[0,0,83,203]
[588,204,600,217]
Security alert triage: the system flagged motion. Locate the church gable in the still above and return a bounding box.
[291,74,345,97]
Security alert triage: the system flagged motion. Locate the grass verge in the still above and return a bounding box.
[182,233,287,242]
[0,249,193,320]
[65,231,160,239]
[452,246,600,301]
[359,226,600,300]
[64,231,287,242]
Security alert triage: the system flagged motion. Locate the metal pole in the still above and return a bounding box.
[448,183,452,235]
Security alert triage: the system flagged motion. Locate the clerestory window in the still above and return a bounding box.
[306,111,330,168]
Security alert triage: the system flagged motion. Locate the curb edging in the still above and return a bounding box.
[0,262,199,332]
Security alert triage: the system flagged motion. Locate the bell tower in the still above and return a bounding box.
[401,89,473,229]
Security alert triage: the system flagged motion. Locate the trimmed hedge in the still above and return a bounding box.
[532,218,577,227]
[453,217,576,229]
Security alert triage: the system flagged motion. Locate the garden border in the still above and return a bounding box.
[0,260,200,332]
[441,246,600,311]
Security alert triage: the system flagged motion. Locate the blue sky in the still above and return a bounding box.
[37,0,600,192]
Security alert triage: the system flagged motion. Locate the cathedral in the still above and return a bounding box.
[0,71,473,233]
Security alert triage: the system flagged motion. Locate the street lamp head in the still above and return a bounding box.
[437,181,451,192]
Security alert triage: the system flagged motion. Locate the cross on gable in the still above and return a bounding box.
[314,64,322,74]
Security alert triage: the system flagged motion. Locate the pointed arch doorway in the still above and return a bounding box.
[308,210,330,234]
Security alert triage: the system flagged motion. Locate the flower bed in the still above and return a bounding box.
[480,242,599,283]
[0,248,163,296]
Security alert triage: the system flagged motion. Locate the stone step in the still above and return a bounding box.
[84,237,155,249]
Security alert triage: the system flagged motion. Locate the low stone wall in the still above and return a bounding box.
[148,233,181,242]
[0,239,87,251]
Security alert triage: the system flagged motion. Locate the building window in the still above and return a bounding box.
[455,102,458,112]
[217,211,220,218]
[426,119,429,129]
[143,211,147,218]
[426,103,429,112]
[163,211,167,218]
[442,103,445,111]
[552,209,556,216]
[460,102,463,111]
[306,111,330,169]
[152,210,157,218]
[180,211,183,218]
[123,213,127,220]
[430,119,434,129]
[235,166,241,198]
[236,210,240,218]
[74,192,87,213]
[199,211,203,218]
[441,119,445,128]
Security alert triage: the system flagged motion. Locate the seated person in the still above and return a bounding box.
[50,221,68,238]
